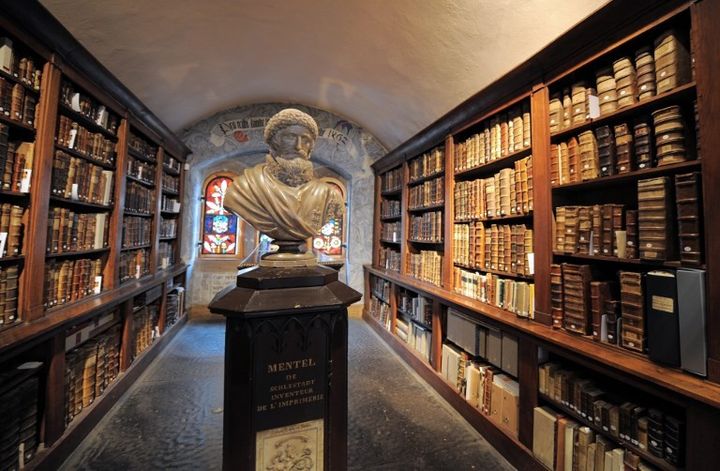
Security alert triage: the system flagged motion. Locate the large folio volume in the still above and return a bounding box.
[677,268,707,377]
[645,270,680,366]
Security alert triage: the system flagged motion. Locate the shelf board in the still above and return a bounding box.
[552,252,704,269]
[539,393,676,471]
[46,247,109,259]
[0,113,36,136]
[408,239,444,245]
[55,144,115,170]
[161,188,180,196]
[0,189,29,198]
[0,255,24,263]
[120,272,152,285]
[454,262,534,281]
[549,82,697,142]
[162,165,181,176]
[124,210,153,218]
[50,195,113,211]
[379,239,401,245]
[159,236,177,241]
[0,69,41,95]
[59,103,118,141]
[380,215,401,222]
[454,146,532,180]
[380,187,402,197]
[365,265,720,409]
[552,160,701,191]
[455,212,533,224]
[126,174,156,188]
[121,244,152,251]
[408,171,444,186]
[127,147,158,165]
[407,202,444,213]
[160,210,181,216]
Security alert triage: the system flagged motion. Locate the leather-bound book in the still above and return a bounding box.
[646,270,680,366]
[652,105,687,166]
[550,144,560,186]
[571,82,589,125]
[604,300,620,345]
[664,416,685,466]
[532,407,557,470]
[563,206,579,254]
[620,271,645,352]
[591,281,612,341]
[613,57,637,108]
[577,206,592,255]
[591,205,602,255]
[7,205,24,256]
[633,121,654,169]
[647,409,664,458]
[559,141,570,185]
[611,204,625,257]
[562,263,593,335]
[499,168,512,216]
[551,264,564,329]
[638,176,676,261]
[555,206,566,253]
[596,67,618,115]
[526,155,534,211]
[674,172,703,265]
[654,29,692,94]
[522,103,531,148]
[568,136,580,183]
[601,205,613,256]
[561,88,572,130]
[596,125,616,177]
[579,130,599,181]
[22,94,36,127]
[614,123,633,174]
[635,46,657,101]
[10,83,24,121]
[625,210,639,259]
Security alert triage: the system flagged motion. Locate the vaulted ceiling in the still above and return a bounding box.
[41,0,608,150]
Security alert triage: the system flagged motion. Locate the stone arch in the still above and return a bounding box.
[180,102,387,306]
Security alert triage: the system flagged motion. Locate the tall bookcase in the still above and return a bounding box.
[365,1,720,469]
[0,5,190,471]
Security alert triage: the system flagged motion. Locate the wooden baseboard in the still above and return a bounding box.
[362,311,544,471]
[29,315,188,471]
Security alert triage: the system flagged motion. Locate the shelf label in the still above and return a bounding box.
[0,232,6,258]
[71,183,79,200]
[20,169,31,193]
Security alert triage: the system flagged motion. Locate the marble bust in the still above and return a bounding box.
[223,108,343,266]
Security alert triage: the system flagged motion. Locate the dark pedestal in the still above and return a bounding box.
[209,264,361,471]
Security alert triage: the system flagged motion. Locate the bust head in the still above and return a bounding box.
[264,108,319,160]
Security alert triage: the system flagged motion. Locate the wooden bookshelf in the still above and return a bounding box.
[367,1,720,469]
[0,4,191,470]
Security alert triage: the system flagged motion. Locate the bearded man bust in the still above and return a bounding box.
[223,108,343,266]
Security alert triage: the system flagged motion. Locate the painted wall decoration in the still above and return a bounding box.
[181,103,387,306]
[202,176,238,255]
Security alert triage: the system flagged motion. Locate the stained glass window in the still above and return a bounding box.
[201,176,238,255]
[312,180,345,256]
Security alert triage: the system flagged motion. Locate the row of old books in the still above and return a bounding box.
[380,221,400,242]
[165,287,185,328]
[127,131,158,162]
[119,249,150,284]
[0,265,19,328]
[453,267,535,318]
[380,167,402,192]
[408,146,444,182]
[46,208,108,254]
[56,115,116,165]
[44,258,102,309]
[51,150,115,205]
[398,289,432,328]
[380,199,400,219]
[160,194,181,213]
[0,37,42,90]
[0,203,24,257]
[453,222,533,276]
[127,156,156,186]
[409,210,442,242]
[378,247,400,272]
[455,156,533,220]
[369,295,391,331]
[163,155,181,174]
[549,29,691,132]
[0,78,37,127]
[133,303,159,360]
[551,264,707,375]
[550,105,694,186]
[407,250,442,286]
[454,102,531,173]
[0,361,42,471]
[554,173,702,265]
[408,176,443,209]
[64,324,121,427]
[125,181,154,214]
[161,172,179,193]
[535,360,684,468]
[371,276,390,301]
[160,218,177,238]
[122,216,151,248]
[441,342,520,438]
[395,316,431,363]
[60,80,120,135]
[0,129,33,192]
[158,242,174,269]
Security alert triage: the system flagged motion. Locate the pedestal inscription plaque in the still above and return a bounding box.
[210,265,360,471]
